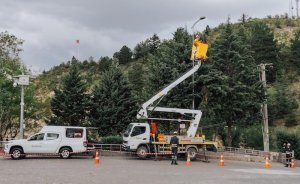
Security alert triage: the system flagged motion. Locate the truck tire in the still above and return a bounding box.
[60,147,72,159]
[187,147,197,161]
[136,146,149,159]
[11,147,23,160]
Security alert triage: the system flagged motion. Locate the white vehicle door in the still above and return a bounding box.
[25,133,45,153]
[130,126,149,148]
[43,133,61,153]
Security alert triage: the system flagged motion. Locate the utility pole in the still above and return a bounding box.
[258,63,272,152]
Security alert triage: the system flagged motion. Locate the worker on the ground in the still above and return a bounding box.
[285,143,292,167]
[170,131,179,165]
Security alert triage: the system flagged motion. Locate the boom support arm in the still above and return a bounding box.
[137,61,202,119]
[146,107,202,137]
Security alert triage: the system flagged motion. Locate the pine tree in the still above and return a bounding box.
[268,80,299,126]
[148,34,161,55]
[202,23,263,146]
[89,62,136,136]
[50,64,88,126]
[290,30,300,74]
[128,62,145,103]
[133,34,161,61]
[147,27,194,110]
[98,56,113,72]
[133,41,149,60]
[249,21,280,82]
[113,45,132,64]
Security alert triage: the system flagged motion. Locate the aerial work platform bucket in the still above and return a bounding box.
[191,41,208,60]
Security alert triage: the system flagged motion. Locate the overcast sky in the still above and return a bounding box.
[0,0,291,72]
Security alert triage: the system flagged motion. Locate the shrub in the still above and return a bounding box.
[99,136,123,144]
[241,125,263,150]
[218,127,241,147]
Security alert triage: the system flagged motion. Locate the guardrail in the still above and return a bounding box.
[218,147,270,157]
[93,144,123,152]
[92,144,271,158]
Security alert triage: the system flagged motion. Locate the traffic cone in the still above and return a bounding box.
[219,154,225,166]
[290,159,295,168]
[186,153,192,166]
[94,150,100,165]
[264,157,270,168]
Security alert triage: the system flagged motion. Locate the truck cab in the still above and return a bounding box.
[122,123,150,151]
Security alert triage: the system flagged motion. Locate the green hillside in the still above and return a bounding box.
[1,15,300,152]
[34,16,300,126]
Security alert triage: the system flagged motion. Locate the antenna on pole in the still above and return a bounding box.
[296,0,299,18]
[76,39,80,60]
[290,0,294,17]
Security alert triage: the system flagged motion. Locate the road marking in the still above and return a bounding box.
[230,169,300,176]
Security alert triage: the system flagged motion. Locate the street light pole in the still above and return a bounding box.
[191,16,206,110]
[20,85,25,139]
[13,74,32,139]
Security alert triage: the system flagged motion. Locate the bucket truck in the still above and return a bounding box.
[122,42,217,160]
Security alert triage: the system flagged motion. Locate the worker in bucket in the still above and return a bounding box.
[191,34,208,61]
[170,131,179,165]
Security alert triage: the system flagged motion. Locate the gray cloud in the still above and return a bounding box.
[0,0,290,71]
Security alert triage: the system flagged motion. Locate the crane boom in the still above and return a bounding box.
[137,61,202,119]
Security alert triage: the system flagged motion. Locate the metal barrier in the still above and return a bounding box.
[218,147,269,157]
[93,144,270,157]
[280,151,295,164]
[93,144,123,152]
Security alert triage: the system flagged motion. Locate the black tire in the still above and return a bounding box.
[136,146,149,159]
[10,147,23,160]
[60,147,72,159]
[187,147,197,161]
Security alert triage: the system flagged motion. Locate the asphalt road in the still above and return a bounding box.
[0,156,299,184]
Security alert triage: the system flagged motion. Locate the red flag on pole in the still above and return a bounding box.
[76,39,80,44]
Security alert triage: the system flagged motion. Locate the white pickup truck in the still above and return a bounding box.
[4,126,88,159]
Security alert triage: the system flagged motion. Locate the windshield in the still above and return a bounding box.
[123,124,133,137]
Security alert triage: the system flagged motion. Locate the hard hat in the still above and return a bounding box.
[173,131,178,135]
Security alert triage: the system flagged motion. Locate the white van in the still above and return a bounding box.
[4,126,88,159]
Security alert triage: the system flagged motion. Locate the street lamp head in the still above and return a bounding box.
[191,16,206,30]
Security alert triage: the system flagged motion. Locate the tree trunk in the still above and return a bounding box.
[227,123,233,147]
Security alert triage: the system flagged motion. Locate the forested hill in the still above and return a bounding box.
[35,15,300,128]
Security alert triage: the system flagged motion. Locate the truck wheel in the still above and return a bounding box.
[60,148,72,159]
[11,147,23,160]
[187,147,197,161]
[136,146,149,159]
